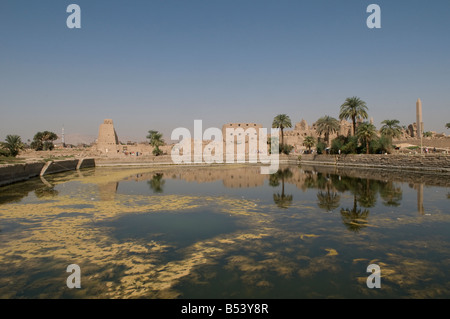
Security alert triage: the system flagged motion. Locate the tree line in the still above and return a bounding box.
[272,96,446,155]
[1,131,58,158]
[2,100,449,158]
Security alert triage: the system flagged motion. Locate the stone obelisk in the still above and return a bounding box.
[416,98,423,154]
[416,98,423,137]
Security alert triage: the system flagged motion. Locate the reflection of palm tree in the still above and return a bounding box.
[317,191,341,212]
[356,179,377,208]
[340,195,370,232]
[273,193,293,209]
[148,173,165,193]
[270,168,293,209]
[316,173,341,212]
[379,181,403,207]
[303,171,316,190]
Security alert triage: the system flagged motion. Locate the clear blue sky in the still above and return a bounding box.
[1,0,449,142]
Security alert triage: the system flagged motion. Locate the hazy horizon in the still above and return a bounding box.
[1,0,450,143]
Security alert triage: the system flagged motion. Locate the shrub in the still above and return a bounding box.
[280,144,294,155]
[0,149,10,157]
[316,141,327,154]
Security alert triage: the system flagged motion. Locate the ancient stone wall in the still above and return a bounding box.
[96,119,120,154]
[300,154,450,172]
[0,162,46,187]
[0,159,96,187]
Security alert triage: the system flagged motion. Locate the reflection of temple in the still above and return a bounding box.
[98,182,118,201]
[120,166,266,188]
[88,166,446,219]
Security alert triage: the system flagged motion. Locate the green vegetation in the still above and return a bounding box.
[339,96,369,136]
[31,131,58,151]
[42,155,75,162]
[369,135,392,154]
[1,135,24,157]
[147,130,165,156]
[316,141,327,154]
[272,114,294,155]
[272,114,292,147]
[356,122,378,154]
[0,149,10,157]
[302,136,316,153]
[316,115,340,146]
[331,135,359,154]
[446,123,450,129]
[0,157,26,164]
[280,144,294,155]
[380,119,402,142]
[423,131,432,138]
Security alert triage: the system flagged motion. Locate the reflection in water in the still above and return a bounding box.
[98,182,118,201]
[34,176,59,198]
[316,172,341,212]
[269,168,293,209]
[340,194,370,233]
[0,165,449,298]
[379,181,403,207]
[417,183,424,215]
[317,191,340,212]
[148,173,165,194]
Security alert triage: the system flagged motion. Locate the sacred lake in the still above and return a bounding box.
[0,164,449,298]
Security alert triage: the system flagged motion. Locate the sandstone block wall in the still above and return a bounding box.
[41,160,80,175]
[0,158,96,187]
[300,154,450,171]
[0,162,46,187]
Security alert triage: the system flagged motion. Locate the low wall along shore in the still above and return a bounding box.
[1,154,449,187]
[0,158,95,187]
[300,154,450,172]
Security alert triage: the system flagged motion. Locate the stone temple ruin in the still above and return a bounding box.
[95,119,153,156]
[96,119,119,154]
[283,119,353,151]
[94,104,448,157]
[94,118,355,157]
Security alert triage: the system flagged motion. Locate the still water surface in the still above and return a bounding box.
[0,164,449,298]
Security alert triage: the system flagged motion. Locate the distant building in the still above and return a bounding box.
[96,119,120,154]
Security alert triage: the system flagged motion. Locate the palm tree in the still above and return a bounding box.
[2,135,24,157]
[272,114,292,147]
[31,131,58,151]
[356,122,377,154]
[302,136,316,153]
[339,96,369,136]
[380,119,402,142]
[316,116,340,146]
[147,130,165,156]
